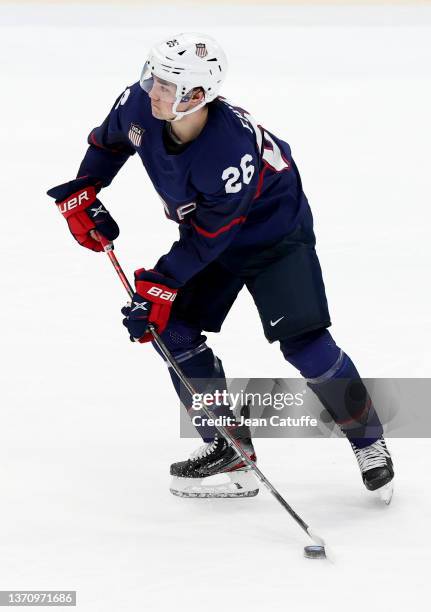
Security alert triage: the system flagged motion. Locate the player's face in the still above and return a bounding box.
[146,76,195,120]
[146,76,177,120]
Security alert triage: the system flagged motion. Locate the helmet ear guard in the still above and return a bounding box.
[178,87,197,104]
[170,96,206,122]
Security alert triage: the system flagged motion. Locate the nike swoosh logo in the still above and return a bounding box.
[270,316,285,327]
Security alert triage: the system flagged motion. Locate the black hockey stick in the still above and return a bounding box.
[96,232,328,558]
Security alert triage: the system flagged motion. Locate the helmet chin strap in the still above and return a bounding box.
[170,97,207,122]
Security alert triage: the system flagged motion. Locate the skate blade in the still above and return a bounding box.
[170,470,259,499]
[377,481,394,505]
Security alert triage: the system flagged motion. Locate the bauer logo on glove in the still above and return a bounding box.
[121,269,179,343]
[57,188,95,215]
[47,176,119,252]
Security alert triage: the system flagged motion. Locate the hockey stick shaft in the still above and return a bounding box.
[96,233,325,546]
[97,237,134,298]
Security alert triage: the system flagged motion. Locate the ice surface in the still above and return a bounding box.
[0,3,430,611]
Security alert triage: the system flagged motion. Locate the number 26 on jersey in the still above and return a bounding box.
[222,154,255,194]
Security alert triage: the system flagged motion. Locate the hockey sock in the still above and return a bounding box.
[170,348,234,442]
[152,320,233,442]
[280,330,384,447]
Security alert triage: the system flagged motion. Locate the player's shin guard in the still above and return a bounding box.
[152,321,236,442]
[307,354,394,497]
[281,330,393,494]
[169,347,236,442]
[280,330,384,446]
[306,350,384,447]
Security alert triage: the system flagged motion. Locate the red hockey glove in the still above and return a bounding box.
[47,177,119,252]
[121,269,180,343]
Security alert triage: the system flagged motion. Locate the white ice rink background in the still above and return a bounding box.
[0,2,430,610]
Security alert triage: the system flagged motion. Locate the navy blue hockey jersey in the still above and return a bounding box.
[78,82,308,286]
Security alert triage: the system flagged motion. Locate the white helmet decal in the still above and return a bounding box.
[195,43,208,58]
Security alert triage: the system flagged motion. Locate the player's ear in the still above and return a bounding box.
[190,87,205,106]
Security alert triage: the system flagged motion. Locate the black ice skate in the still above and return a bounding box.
[170,434,259,498]
[351,437,394,504]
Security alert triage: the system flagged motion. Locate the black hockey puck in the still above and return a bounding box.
[304,545,326,559]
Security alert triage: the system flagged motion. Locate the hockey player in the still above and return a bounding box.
[48,33,394,502]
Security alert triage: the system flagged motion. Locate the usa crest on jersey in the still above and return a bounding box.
[128,123,145,147]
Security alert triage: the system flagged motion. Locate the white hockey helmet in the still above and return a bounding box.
[140,32,228,120]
